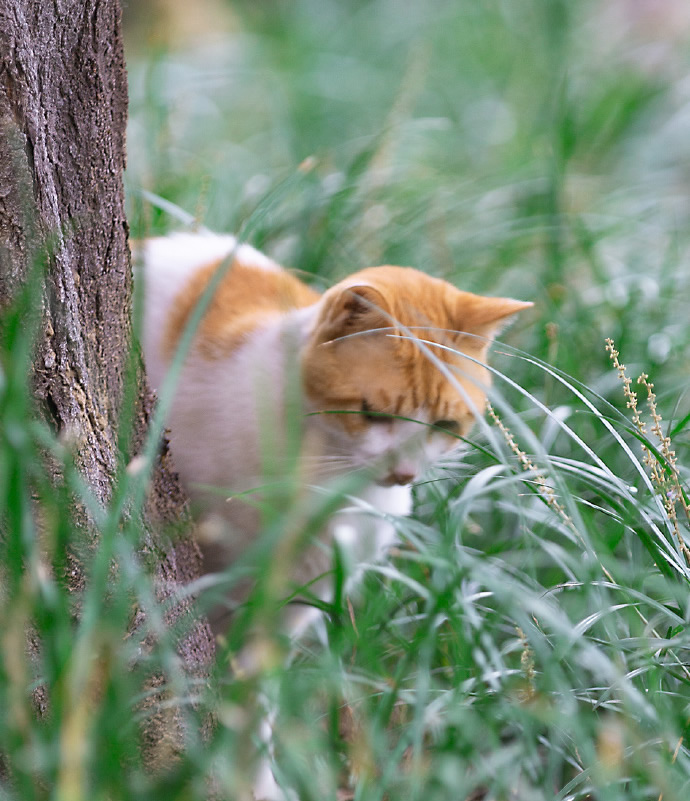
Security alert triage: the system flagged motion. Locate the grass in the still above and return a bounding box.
[2,0,690,798]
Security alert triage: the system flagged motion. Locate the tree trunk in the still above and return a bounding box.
[0,0,214,751]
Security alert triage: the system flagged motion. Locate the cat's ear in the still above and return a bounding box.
[314,283,391,344]
[456,293,533,343]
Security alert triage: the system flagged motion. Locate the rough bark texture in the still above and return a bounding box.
[1,0,135,494]
[0,0,214,748]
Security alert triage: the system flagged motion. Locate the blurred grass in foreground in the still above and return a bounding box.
[0,0,689,799]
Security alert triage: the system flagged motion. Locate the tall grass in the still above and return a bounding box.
[1,0,688,799]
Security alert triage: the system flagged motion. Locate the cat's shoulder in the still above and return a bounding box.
[138,231,321,367]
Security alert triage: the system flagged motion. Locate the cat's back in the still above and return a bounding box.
[138,232,320,387]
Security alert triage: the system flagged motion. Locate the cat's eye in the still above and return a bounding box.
[433,419,459,434]
[361,400,394,424]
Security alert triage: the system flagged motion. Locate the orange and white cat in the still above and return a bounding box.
[140,232,531,635]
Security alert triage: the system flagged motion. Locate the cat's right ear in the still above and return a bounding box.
[314,284,391,344]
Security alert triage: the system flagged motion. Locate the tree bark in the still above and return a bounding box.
[0,0,214,751]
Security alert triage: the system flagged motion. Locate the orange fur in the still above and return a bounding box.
[301,265,531,441]
[163,254,320,359]
[160,255,529,442]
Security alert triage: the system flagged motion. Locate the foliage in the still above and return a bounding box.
[1,0,689,799]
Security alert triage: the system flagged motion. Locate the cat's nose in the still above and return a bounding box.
[387,458,418,485]
[390,470,415,485]
[386,466,416,485]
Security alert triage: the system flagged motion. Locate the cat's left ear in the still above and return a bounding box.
[314,283,391,344]
[456,293,533,343]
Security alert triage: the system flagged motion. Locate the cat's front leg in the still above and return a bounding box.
[249,482,411,800]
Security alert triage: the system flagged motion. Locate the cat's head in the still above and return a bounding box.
[301,266,531,485]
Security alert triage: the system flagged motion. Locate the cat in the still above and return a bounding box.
[139,232,532,637]
[139,231,531,800]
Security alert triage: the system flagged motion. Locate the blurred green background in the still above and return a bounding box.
[2,3,685,800]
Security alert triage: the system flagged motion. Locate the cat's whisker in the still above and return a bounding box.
[298,459,355,471]
[299,454,352,462]
[300,454,354,467]
[297,457,361,474]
